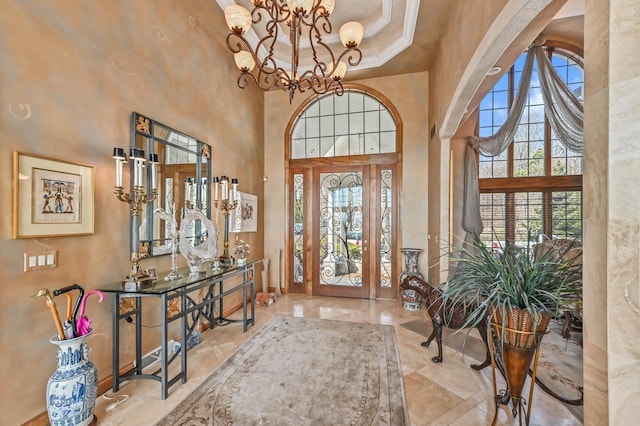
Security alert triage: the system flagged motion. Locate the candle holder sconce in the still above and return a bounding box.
[213,176,239,266]
[112,147,158,286]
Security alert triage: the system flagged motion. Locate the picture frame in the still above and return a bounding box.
[146,266,157,280]
[13,152,94,238]
[230,191,258,233]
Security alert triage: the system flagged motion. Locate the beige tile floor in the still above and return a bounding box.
[94,294,582,425]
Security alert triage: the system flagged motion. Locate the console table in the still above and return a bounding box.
[100,261,256,399]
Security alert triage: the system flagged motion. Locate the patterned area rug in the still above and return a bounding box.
[157,316,409,425]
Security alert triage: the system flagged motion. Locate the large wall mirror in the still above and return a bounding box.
[131,112,212,258]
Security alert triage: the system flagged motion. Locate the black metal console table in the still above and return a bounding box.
[100,261,256,399]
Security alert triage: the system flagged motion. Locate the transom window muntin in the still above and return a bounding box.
[290,91,397,159]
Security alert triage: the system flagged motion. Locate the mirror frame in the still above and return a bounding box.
[130,112,212,258]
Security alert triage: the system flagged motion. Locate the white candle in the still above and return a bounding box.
[232,182,238,202]
[151,162,157,190]
[115,159,123,187]
[132,159,139,186]
[137,160,144,188]
[214,180,219,201]
[222,180,228,200]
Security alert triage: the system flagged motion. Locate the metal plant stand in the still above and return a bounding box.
[488,323,548,425]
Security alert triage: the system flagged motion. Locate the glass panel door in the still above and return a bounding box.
[313,166,369,298]
[376,166,396,299]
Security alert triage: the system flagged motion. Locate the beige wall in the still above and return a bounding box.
[263,72,430,288]
[0,1,263,423]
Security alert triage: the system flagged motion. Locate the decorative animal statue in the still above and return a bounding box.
[400,275,491,370]
[254,292,276,306]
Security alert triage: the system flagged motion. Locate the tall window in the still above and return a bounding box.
[477,47,583,247]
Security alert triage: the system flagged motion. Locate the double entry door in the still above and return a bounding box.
[289,163,397,299]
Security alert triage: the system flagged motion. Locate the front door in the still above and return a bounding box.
[289,164,397,299]
[313,166,369,298]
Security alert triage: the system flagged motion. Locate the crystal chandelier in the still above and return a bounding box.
[224,0,364,102]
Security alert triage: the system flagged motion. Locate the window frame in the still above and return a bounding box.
[477,44,584,242]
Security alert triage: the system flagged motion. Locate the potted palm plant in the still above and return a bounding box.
[440,234,581,423]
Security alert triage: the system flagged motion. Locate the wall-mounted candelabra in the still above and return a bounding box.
[112,147,158,284]
[213,175,238,266]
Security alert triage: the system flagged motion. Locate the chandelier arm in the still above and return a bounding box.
[306,8,334,72]
[256,71,282,91]
[252,6,281,69]
[304,76,329,94]
[315,11,333,36]
[226,33,251,54]
[335,48,363,68]
[309,39,338,75]
[311,77,344,96]
[236,71,259,90]
[237,66,282,92]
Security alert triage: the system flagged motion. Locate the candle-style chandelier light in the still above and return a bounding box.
[223,0,364,102]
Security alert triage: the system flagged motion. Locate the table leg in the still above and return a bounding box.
[250,277,255,326]
[160,293,168,400]
[181,290,187,384]
[218,280,224,324]
[135,297,142,375]
[112,294,120,392]
[242,282,247,332]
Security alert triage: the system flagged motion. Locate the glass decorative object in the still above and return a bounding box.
[179,208,218,276]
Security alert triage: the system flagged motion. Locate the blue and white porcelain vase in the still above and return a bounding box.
[46,332,97,426]
[400,248,424,310]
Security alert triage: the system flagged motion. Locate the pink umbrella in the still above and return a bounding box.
[76,290,104,336]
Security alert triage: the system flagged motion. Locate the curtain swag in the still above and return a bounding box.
[455,41,584,268]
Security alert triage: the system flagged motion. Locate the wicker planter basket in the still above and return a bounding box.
[491,307,551,348]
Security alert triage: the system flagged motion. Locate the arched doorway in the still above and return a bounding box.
[285,85,402,299]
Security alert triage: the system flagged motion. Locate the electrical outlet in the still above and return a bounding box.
[133,340,181,370]
[24,250,57,272]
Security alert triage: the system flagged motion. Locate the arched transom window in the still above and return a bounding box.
[290,91,397,159]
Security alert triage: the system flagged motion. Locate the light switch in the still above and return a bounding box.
[24,250,57,272]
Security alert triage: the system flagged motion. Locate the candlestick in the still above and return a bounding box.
[213,175,239,266]
[112,146,158,285]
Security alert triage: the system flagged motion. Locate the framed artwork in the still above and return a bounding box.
[13,152,94,238]
[230,191,258,233]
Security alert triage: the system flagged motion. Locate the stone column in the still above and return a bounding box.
[583,1,640,424]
